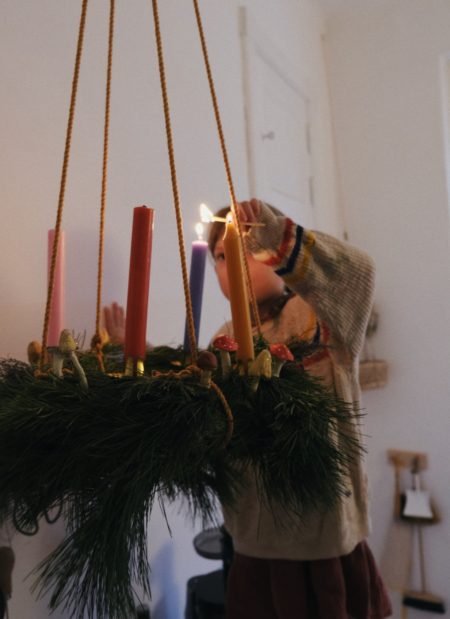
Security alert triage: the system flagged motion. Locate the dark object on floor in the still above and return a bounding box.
[193,528,223,560]
[185,569,225,619]
[403,591,445,614]
[136,603,151,618]
[0,546,14,619]
[219,527,233,585]
[0,547,14,600]
[401,460,445,614]
[193,526,233,581]
[0,589,5,619]
[185,526,233,619]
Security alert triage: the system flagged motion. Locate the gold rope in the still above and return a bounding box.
[95,0,115,341]
[151,0,198,364]
[152,366,234,448]
[210,381,234,447]
[191,0,262,336]
[40,0,89,371]
[91,0,116,373]
[150,0,234,447]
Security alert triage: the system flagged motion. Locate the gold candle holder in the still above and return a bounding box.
[125,357,145,377]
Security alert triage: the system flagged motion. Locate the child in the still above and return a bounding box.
[209,199,392,619]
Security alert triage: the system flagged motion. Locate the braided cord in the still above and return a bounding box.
[95,0,116,341]
[210,381,234,447]
[191,0,262,336]
[151,0,198,363]
[40,0,89,370]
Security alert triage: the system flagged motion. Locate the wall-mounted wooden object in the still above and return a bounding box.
[359,359,388,390]
[387,449,428,471]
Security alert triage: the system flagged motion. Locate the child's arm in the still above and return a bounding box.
[245,201,375,361]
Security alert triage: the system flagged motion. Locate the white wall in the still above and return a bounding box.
[324,1,450,616]
[0,1,338,617]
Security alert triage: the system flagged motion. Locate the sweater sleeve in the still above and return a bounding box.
[247,203,375,361]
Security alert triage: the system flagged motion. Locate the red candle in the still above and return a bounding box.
[124,206,154,362]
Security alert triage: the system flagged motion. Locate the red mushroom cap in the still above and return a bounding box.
[269,343,294,362]
[213,334,238,352]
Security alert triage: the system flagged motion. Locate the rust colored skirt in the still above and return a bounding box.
[226,541,392,619]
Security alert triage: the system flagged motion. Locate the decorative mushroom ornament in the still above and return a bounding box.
[269,343,294,377]
[248,349,272,391]
[197,350,218,387]
[27,341,42,365]
[212,334,238,378]
[53,329,88,392]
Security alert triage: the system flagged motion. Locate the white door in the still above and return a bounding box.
[239,7,315,228]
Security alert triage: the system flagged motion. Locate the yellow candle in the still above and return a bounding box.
[223,213,255,364]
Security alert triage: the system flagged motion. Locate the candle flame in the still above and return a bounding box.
[200,203,214,223]
[195,222,205,240]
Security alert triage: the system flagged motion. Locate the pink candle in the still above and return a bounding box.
[47,229,65,347]
[124,206,154,361]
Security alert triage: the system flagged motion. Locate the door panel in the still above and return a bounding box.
[240,7,315,228]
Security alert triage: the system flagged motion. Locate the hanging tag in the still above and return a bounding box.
[402,489,433,520]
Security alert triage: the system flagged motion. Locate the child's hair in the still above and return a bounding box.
[207,206,229,256]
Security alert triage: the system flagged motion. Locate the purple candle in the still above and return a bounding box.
[183,223,208,352]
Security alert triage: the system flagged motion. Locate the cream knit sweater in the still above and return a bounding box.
[215,203,376,560]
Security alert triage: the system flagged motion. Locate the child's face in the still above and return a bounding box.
[213,238,285,302]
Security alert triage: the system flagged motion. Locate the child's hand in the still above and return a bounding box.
[102,302,125,345]
[237,200,288,257]
[236,198,263,224]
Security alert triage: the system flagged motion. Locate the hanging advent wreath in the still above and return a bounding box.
[0,1,363,618]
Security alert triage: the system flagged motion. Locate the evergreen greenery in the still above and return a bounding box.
[0,342,363,618]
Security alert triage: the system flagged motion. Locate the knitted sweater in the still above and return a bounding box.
[215,203,376,561]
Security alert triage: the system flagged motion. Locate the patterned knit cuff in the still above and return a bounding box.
[247,202,303,272]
